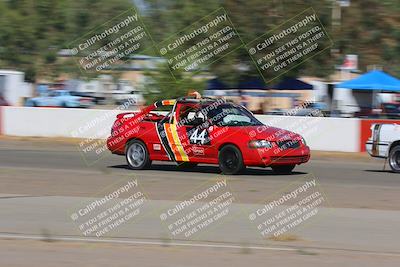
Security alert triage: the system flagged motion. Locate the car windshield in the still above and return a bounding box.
[205,103,262,126]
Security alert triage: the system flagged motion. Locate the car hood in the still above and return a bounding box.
[239,125,302,141]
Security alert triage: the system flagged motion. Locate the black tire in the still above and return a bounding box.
[389,145,400,173]
[125,140,151,170]
[218,145,244,175]
[271,164,296,174]
[177,162,198,169]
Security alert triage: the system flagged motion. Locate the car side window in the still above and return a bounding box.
[180,107,205,126]
[48,91,57,97]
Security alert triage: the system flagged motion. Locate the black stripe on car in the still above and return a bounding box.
[156,122,175,161]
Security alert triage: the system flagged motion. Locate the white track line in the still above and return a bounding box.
[1,233,400,257]
[0,233,294,251]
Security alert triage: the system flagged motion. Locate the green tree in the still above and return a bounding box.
[142,63,205,104]
[0,0,134,81]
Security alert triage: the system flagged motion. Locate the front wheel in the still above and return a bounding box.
[271,164,295,174]
[218,145,244,175]
[389,145,400,173]
[125,140,151,170]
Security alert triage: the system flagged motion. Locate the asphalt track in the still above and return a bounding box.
[0,138,400,266]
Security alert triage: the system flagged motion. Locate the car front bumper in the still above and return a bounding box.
[365,141,388,158]
[243,145,311,166]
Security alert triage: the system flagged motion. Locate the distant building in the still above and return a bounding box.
[0,70,32,106]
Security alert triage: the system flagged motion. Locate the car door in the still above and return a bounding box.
[161,121,190,162]
[39,91,56,106]
[47,91,61,106]
[175,104,216,162]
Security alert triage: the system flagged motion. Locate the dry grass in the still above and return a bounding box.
[267,233,301,242]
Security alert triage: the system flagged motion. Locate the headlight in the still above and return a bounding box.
[249,140,273,148]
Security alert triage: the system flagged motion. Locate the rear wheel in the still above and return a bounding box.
[218,145,244,175]
[271,164,295,174]
[389,145,400,173]
[125,140,151,170]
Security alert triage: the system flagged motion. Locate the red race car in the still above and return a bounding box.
[107,96,310,174]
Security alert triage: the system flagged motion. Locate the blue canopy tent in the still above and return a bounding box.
[270,78,313,90]
[205,78,268,97]
[237,78,267,90]
[336,70,400,91]
[206,78,268,91]
[206,78,228,90]
[237,78,268,97]
[266,78,314,110]
[335,70,400,116]
[204,78,229,97]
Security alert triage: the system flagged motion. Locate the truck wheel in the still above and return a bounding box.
[125,140,151,170]
[271,165,295,174]
[389,145,400,173]
[218,145,244,175]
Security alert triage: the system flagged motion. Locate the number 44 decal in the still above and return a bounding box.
[189,128,208,145]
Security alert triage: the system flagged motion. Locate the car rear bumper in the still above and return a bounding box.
[107,135,125,155]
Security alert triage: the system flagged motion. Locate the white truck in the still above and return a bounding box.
[112,80,144,106]
[366,123,400,172]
